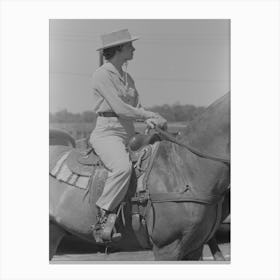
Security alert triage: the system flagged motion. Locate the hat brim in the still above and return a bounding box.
[96,37,139,51]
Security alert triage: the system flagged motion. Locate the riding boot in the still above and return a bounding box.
[92,208,121,243]
[92,208,106,243]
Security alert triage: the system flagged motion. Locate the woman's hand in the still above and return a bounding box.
[145,115,168,131]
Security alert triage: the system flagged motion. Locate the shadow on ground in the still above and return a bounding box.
[56,223,230,255]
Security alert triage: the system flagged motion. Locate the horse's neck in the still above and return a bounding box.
[180,94,230,159]
[147,142,190,193]
[147,93,230,195]
[147,141,229,197]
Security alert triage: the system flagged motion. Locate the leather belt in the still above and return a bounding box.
[98,112,119,118]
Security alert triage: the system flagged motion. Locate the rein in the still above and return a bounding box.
[154,127,230,165]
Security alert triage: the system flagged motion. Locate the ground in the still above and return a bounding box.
[51,224,230,263]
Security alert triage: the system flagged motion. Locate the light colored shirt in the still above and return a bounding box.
[91,62,157,120]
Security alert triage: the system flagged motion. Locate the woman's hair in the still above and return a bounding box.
[102,44,124,60]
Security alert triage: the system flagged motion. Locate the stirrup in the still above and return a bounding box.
[92,213,122,244]
[102,214,122,243]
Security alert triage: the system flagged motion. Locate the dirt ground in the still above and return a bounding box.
[51,224,230,263]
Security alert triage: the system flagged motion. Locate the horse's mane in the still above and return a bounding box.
[180,92,230,159]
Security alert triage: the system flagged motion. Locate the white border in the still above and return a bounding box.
[1,0,279,279]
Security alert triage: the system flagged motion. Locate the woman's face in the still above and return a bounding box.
[120,42,135,61]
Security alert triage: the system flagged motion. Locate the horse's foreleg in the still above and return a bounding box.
[151,239,182,260]
[49,222,66,261]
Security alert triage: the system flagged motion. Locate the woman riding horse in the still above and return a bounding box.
[90,29,167,242]
[49,92,230,260]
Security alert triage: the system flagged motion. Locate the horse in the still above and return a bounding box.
[49,92,230,261]
[49,128,76,147]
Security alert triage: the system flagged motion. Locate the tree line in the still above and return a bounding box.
[49,103,205,123]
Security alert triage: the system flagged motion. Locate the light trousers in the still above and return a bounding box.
[89,117,134,211]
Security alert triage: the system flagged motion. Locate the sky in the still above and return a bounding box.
[49,19,230,113]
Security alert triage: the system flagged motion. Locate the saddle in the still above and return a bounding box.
[50,132,161,190]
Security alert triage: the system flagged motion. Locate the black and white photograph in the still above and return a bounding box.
[49,19,230,262]
[1,0,280,279]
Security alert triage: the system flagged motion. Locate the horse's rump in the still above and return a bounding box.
[49,146,109,237]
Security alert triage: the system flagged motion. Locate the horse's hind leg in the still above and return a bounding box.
[49,222,66,261]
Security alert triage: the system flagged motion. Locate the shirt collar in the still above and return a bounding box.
[102,62,125,82]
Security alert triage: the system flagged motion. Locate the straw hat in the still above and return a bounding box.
[96,29,139,51]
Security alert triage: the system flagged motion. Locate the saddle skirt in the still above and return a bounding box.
[50,147,105,190]
[49,133,160,191]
